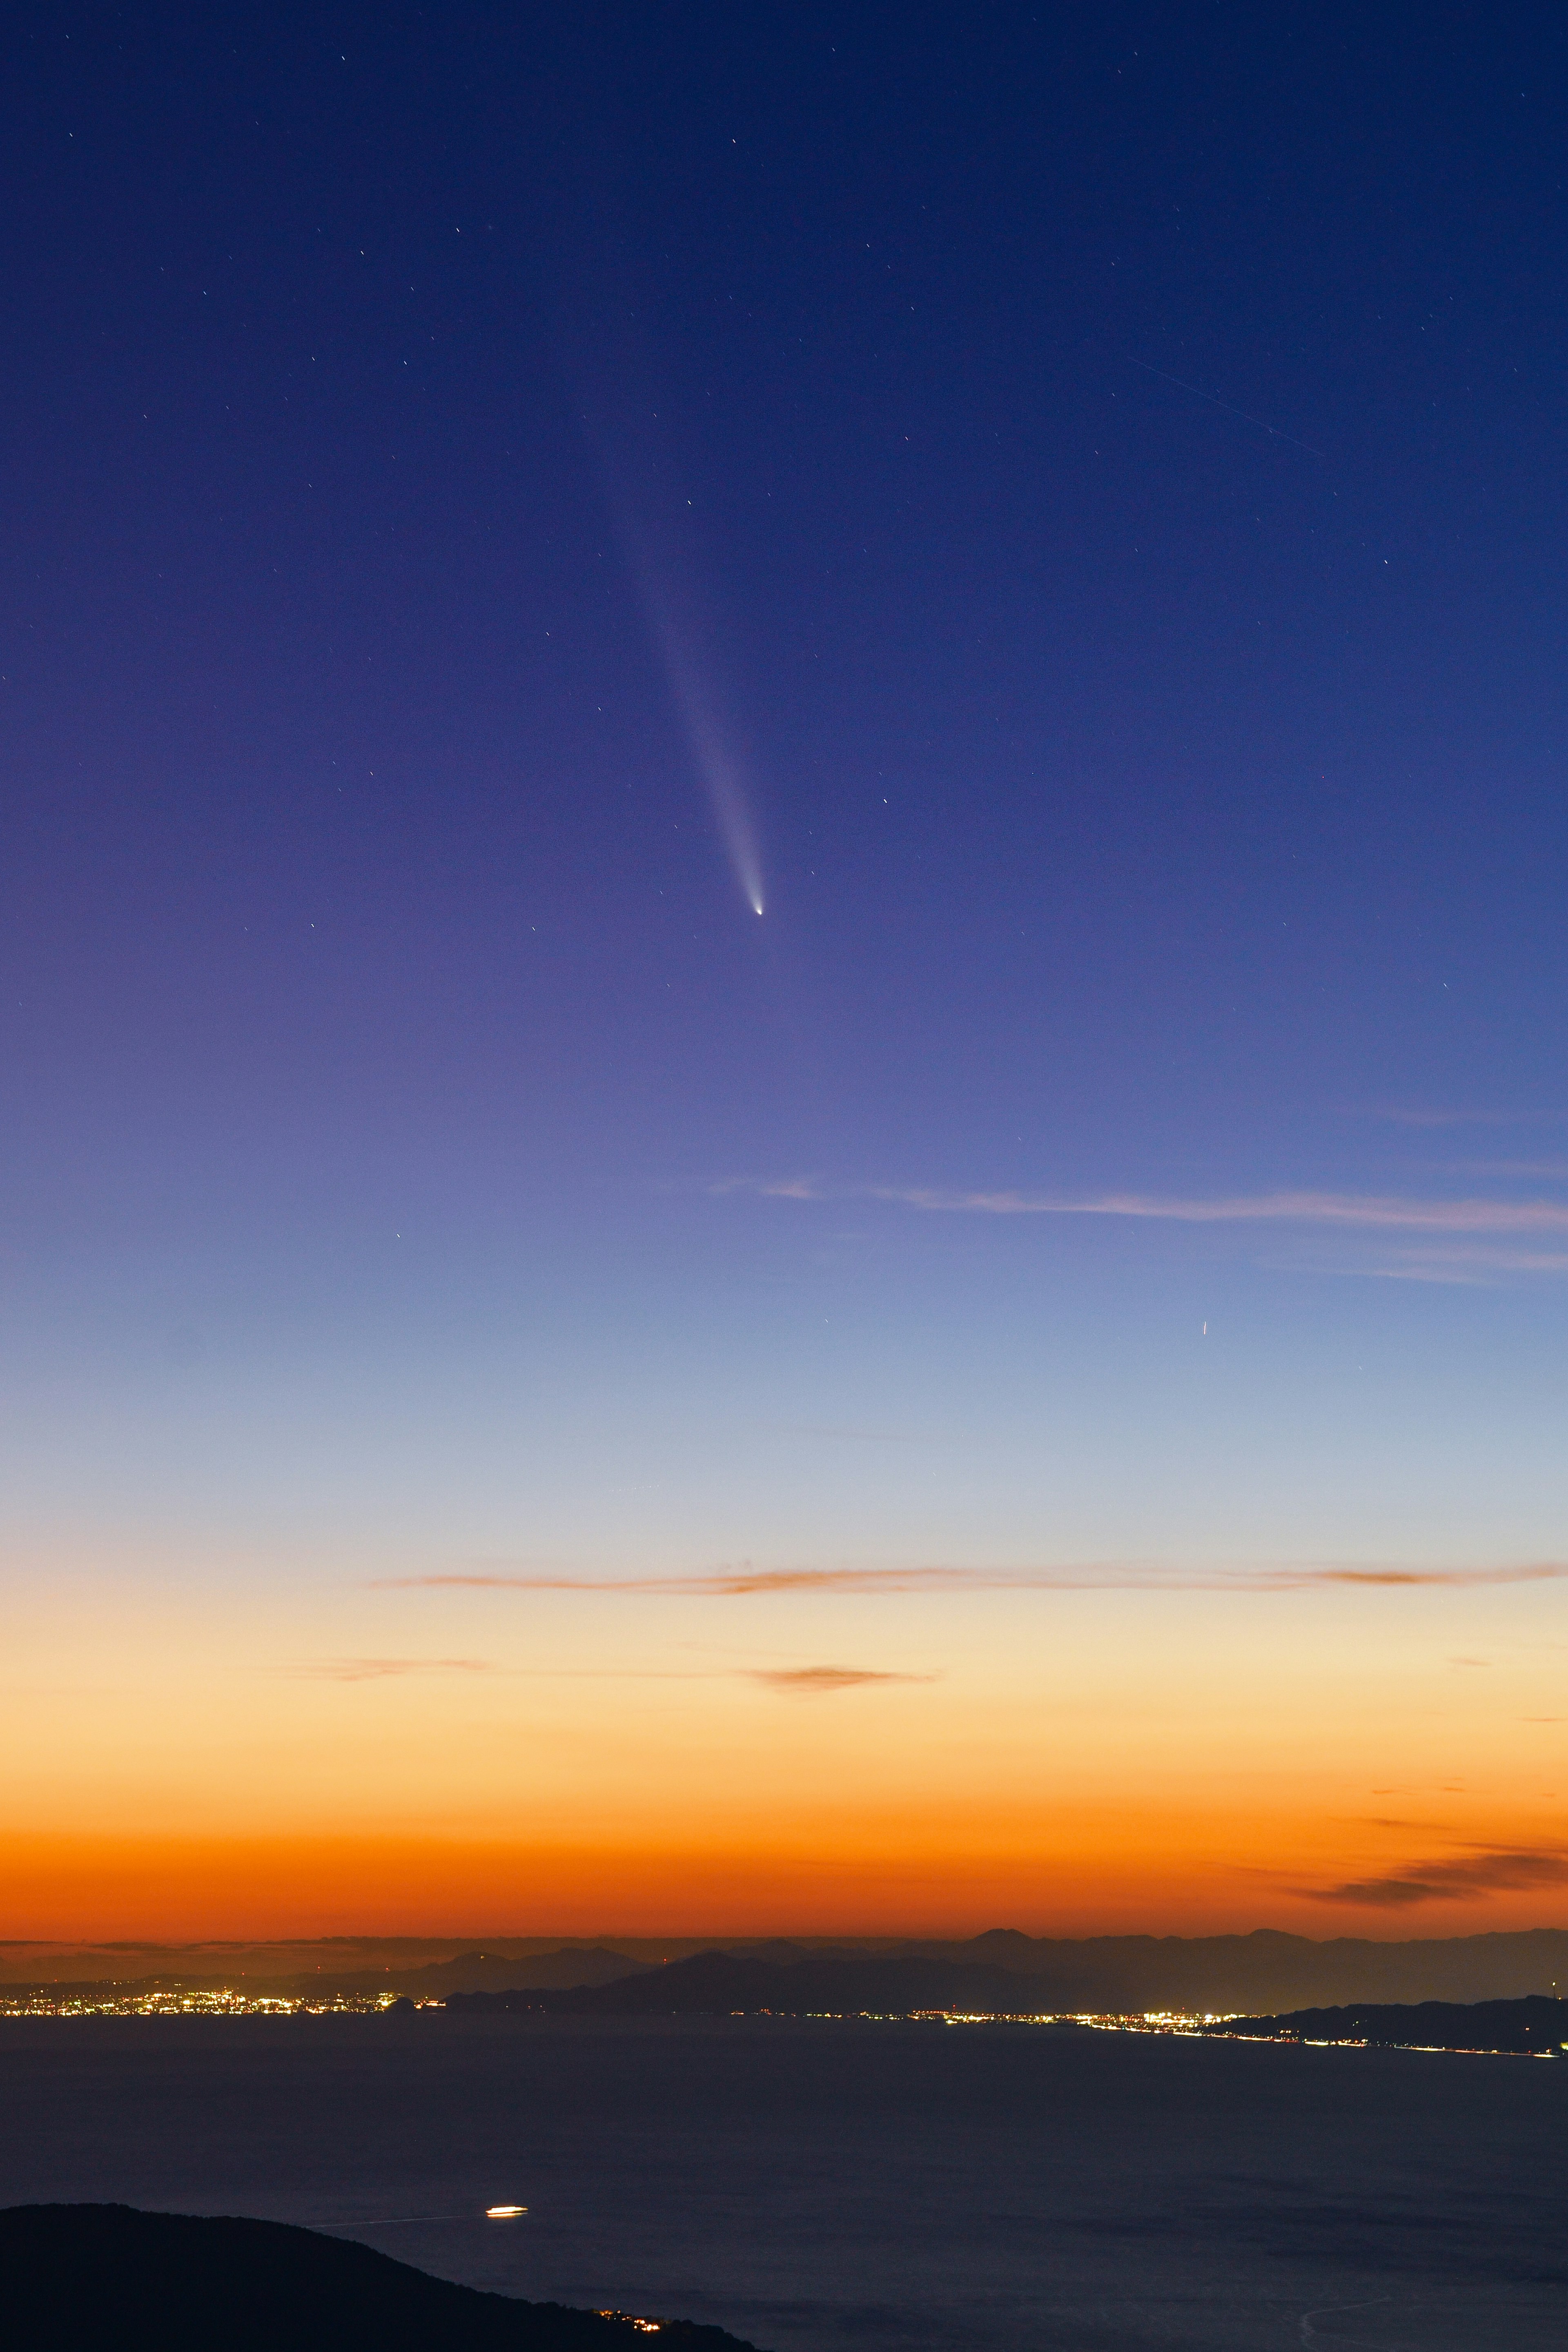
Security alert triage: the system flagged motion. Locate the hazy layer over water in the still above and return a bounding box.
[2,2015,1563,2349]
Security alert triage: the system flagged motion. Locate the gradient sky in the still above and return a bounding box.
[6,6,1568,1939]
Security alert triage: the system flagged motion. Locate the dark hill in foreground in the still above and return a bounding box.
[0,2205,761,2352]
[1208,1996,1568,2054]
[446,1949,1072,2017]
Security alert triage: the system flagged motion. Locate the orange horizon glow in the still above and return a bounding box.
[7,1559,1566,1945]
[6,1829,1568,1948]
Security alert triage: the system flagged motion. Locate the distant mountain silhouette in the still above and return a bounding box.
[928,1926,1568,2011]
[12,1926,1568,2014]
[443,1931,1568,2018]
[380,1947,650,1996]
[1209,1995,1568,2054]
[447,1949,1078,2017]
[0,2205,761,2351]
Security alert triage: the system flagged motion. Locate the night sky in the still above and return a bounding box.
[7,7,1568,1936]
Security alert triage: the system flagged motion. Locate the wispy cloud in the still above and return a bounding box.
[1352,1106,1557,1130]
[1365,1248,1568,1285]
[382,1566,1018,1596]
[292,1649,941,1696]
[378,1560,1568,1598]
[1309,1849,1568,1907]
[1458,1161,1568,1178]
[711,1176,859,1204]
[725,1178,1568,1238]
[748,1665,939,1694]
[872,1186,1568,1234]
[767,1422,915,1444]
[1234,1564,1566,1588]
[297,1656,494,1683]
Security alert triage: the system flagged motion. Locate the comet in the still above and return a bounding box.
[571,339,768,917]
[621,523,766,918]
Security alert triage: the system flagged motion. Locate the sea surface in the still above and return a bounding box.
[1,2014,1564,2350]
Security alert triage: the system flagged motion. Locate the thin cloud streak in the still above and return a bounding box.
[872,1187,1568,1234]
[293,1652,940,1696]
[293,1657,720,1684]
[296,1657,494,1683]
[767,1422,916,1444]
[1459,1161,1568,1178]
[748,1666,940,1694]
[727,1178,1568,1236]
[1352,1106,1561,1129]
[1367,1252,1568,1283]
[377,1561,1568,1598]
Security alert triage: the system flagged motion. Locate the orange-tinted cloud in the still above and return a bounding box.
[1292,1565,1568,1588]
[1310,1850,1568,1907]
[379,1560,1568,1597]
[748,1666,939,1694]
[295,1657,494,1682]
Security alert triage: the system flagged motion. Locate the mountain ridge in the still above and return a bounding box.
[9,1927,1568,2011]
[1207,1995,1568,2054]
[443,1933,1568,2019]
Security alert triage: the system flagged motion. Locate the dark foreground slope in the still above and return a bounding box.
[1210,1995,1568,2054]
[0,2205,761,2352]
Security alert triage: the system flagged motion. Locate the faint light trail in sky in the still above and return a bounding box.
[628,537,766,917]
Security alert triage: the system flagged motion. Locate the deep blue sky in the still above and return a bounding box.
[6,9,1568,1722]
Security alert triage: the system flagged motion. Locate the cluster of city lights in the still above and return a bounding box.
[1,1993,1233,2026]
[910,2009,1216,2033]
[0,1988,423,2019]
